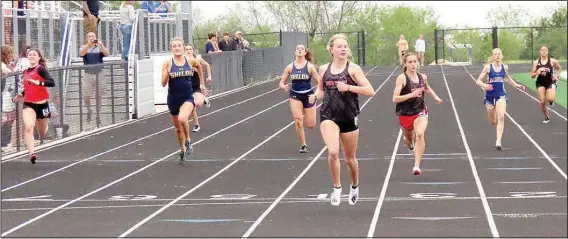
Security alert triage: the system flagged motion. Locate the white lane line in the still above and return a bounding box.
[462,69,567,180]
[366,129,402,237]
[441,65,500,237]
[1,88,281,192]
[0,97,288,237]
[243,66,396,238]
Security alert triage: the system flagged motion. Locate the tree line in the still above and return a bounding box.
[191,1,566,66]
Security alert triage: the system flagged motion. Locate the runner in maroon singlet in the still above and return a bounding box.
[530,45,562,124]
[392,52,443,175]
[309,34,374,206]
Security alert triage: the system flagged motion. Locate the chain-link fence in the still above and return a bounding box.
[1,62,129,154]
[435,26,567,65]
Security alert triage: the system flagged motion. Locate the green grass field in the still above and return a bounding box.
[511,72,567,108]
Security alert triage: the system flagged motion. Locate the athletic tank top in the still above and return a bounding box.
[23,65,50,102]
[395,72,425,116]
[536,57,553,85]
[487,63,506,97]
[289,61,312,93]
[190,64,200,88]
[167,57,194,98]
[320,62,360,122]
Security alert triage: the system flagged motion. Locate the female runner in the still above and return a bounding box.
[392,52,443,175]
[185,44,212,132]
[530,45,562,123]
[279,44,321,153]
[162,37,205,162]
[310,34,374,206]
[475,48,526,150]
[12,49,55,164]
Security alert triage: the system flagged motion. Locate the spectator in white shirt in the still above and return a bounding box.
[415,34,426,66]
[119,1,135,61]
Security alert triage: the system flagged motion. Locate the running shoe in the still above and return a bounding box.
[413,165,421,175]
[349,185,359,205]
[204,98,211,108]
[178,151,185,164]
[299,144,308,153]
[185,140,193,155]
[330,187,342,206]
[495,140,502,150]
[193,125,200,132]
[30,153,37,164]
[543,116,550,124]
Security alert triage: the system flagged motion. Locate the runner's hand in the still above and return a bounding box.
[308,94,316,104]
[280,83,290,92]
[484,84,493,91]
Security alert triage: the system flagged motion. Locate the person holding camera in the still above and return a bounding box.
[79,32,109,125]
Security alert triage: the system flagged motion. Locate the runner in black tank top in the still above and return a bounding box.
[310,34,375,206]
[531,45,563,124]
[279,44,321,153]
[393,52,442,176]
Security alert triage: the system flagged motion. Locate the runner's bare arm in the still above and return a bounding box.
[161,59,170,87]
[348,63,374,96]
[422,74,442,102]
[393,74,417,103]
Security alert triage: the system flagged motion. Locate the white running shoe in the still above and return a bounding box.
[349,186,359,205]
[330,187,342,206]
[495,140,502,150]
[413,165,421,175]
[204,98,211,108]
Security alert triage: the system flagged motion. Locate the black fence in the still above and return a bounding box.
[1,62,129,154]
[435,26,568,65]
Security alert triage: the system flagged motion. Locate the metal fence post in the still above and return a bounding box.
[492,26,499,49]
[434,29,439,65]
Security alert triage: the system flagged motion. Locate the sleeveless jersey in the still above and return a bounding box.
[23,65,50,102]
[536,57,554,85]
[190,64,200,88]
[320,62,360,122]
[289,62,312,93]
[395,73,425,116]
[486,63,506,97]
[167,57,194,99]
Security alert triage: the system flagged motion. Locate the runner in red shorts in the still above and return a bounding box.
[392,52,443,175]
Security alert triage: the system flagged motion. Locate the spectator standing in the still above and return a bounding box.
[79,32,109,125]
[154,0,171,17]
[218,32,233,52]
[231,31,244,51]
[204,32,221,54]
[119,0,135,61]
[140,0,159,14]
[1,45,16,151]
[415,34,426,66]
[82,0,101,39]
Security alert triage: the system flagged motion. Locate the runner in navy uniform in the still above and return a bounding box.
[531,45,562,124]
[393,52,443,175]
[310,34,374,206]
[185,44,211,132]
[162,37,205,163]
[476,48,525,150]
[279,44,321,153]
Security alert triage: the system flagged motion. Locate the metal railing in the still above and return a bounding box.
[1,62,129,155]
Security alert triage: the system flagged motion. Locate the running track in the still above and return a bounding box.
[1,65,566,237]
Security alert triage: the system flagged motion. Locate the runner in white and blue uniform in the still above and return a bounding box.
[162,37,206,163]
[475,48,525,150]
[279,44,321,153]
